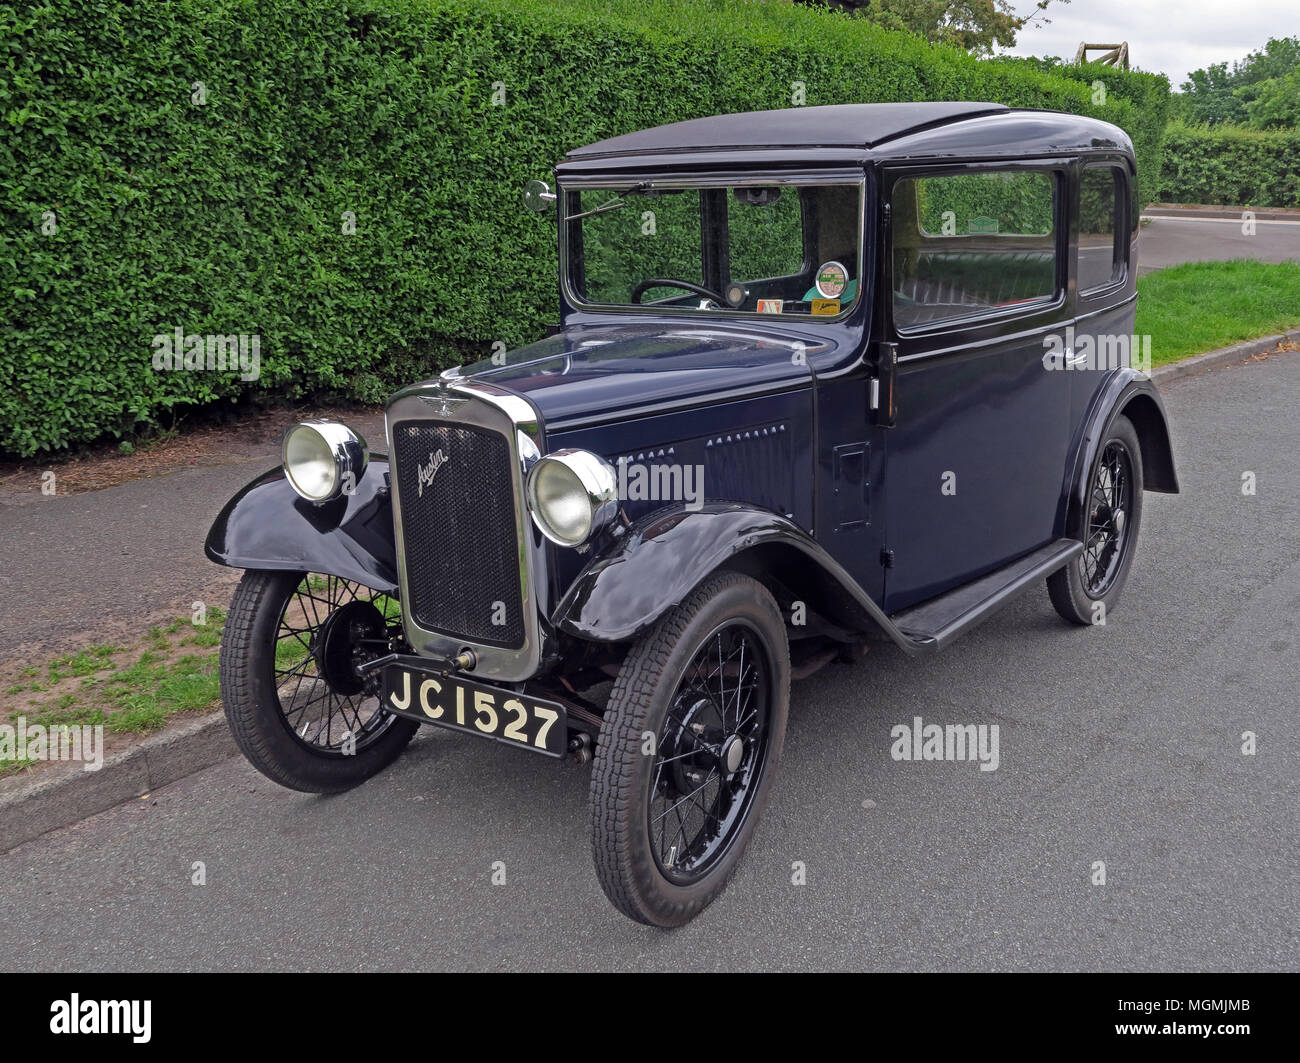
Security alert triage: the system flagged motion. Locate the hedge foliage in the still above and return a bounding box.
[1158,121,1300,207]
[914,172,1055,235]
[2,0,1168,456]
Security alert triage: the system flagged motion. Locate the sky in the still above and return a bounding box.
[998,0,1298,89]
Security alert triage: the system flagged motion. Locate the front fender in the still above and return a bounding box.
[551,502,916,651]
[205,460,399,594]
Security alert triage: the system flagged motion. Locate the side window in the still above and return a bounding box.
[1079,166,1125,294]
[891,170,1058,329]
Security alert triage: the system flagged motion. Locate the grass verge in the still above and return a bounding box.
[1137,260,1300,366]
[0,609,226,779]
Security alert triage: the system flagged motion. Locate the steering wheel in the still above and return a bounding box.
[631,278,729,306]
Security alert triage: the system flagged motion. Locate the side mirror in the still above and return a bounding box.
[522,179,557,214]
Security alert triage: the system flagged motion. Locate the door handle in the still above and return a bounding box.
[1064,348,1088,368]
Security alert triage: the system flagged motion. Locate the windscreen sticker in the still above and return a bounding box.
[757,298,784,314]
[814,260,849,299]
[811,298,840,316]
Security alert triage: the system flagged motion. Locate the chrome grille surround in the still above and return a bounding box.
[385,379,543,682]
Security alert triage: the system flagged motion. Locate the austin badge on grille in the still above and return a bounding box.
[416,448,448,498]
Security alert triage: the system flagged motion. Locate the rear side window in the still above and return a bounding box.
[1078,165,1125,293]
[891,170,1057,329]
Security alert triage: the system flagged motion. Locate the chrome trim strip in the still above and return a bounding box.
[384,379,544,682]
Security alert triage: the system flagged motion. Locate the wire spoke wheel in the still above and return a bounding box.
[1047,414,1144,626]
[271,574,403,755]
[220,569,419,793]
[649,621,772,884]
[1081,440,1133,598]
[590,571,790,927]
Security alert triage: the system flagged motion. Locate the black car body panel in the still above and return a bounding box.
[205,462,400,596]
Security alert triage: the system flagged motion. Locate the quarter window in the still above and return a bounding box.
[891,170,1058,329]
[1078,166,1125,293]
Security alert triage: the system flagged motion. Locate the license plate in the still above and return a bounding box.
[381,663,567,758]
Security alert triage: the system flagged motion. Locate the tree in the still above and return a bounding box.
[1179,63,1246,124]
[795,0,1067,55]
[1178,36,1300,126]
[1241,68,1300,129]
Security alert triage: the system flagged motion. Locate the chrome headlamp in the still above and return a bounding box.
[525,449,618,547]
[281,419,368,502]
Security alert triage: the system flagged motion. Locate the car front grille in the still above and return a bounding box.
[390,419,525,648]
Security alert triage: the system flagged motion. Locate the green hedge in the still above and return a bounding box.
[914,172,1055,235]
[1158,121,1300,207]
[1,0,1164,456]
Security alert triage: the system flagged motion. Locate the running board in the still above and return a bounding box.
[889,539,1083,652]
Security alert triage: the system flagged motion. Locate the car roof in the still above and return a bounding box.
[566,103,1010,157]
[558,103,1133,171]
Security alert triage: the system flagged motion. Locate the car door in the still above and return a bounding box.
[878,161,1074,613]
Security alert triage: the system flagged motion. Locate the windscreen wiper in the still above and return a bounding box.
[566,182,654,221]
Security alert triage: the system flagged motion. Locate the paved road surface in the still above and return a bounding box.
[1,351,1296,971]
[1139,213,1300,274]
[0,412,386,655]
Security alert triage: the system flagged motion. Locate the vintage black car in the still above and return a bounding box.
[207,102,1178,927]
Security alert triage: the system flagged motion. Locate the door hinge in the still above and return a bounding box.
[880,548,895,569]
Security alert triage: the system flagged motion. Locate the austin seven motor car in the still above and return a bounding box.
[207,102,1178,927]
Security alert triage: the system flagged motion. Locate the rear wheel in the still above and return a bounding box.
[1048,414,1144,625]
[590,572,790,927]
[219,570,418,793]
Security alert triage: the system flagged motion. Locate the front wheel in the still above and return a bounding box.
[219,570,419,793]
[590,572,791,927]
[1048,414,1144,625]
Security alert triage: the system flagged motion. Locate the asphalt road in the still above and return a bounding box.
[0,411,387,655]
[1138,213,1300,274]
[1,351,1296,971]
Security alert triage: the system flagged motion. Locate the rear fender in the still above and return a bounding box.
[1062,371,1178,537]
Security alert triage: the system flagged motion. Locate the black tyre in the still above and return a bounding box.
[1048,414,1144,625]
[590,571,790,927]
[219,570,418,793]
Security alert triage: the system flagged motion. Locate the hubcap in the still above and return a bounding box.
[721,735,745,774]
